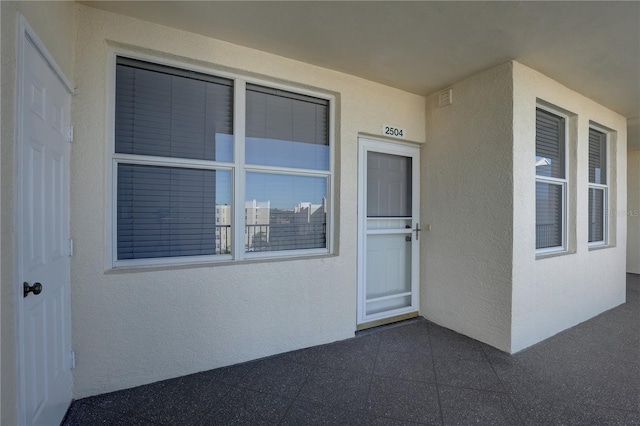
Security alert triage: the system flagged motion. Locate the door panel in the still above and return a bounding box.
[358,138,420,326]
[366,234,411,299]
[27,139,46,268]
[19,35,72,426]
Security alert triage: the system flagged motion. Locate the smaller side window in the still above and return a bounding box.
[588,126,608,246]
[535,107,568,253]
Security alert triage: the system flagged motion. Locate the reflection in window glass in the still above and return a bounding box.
[245,173,327,253]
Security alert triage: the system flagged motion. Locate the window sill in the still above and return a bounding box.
[105,252,337,274]
[588,243,614,252]
[535,249,574,260]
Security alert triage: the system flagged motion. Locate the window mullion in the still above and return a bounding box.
[113,153,234,170]
[588,182,608,190]
[536,176,567,185]
[233,79,247,261]
[244,164,331,178]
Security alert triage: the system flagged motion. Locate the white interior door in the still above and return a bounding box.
[357,138,420,327]
[17,23,73,426]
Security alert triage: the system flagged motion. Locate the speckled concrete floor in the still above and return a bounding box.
[63,274,639,425]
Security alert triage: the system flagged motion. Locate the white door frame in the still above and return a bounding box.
[14,14,74,425]
[357,136,421,327]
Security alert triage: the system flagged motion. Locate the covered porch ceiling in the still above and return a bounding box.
[81,1,640,149]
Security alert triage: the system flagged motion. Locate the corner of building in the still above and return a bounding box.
[421,61,515,353]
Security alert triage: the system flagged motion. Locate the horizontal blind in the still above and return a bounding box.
[246,84,328,146]
[588,128,607,184]
[588,187,605,242]
[117,164,218,259]
[116,57,233,161]
[536,108,565,179]
[262,217,326,251]
[536,181,563,249]
[245,84,329,170]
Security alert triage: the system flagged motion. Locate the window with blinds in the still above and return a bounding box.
[116,57,234,162]
[117,165,231,259]
[113,57,331,266]
[246,84,329,170]
[244,84,329,253]
[535,107,567,252]
[588,127,608,245]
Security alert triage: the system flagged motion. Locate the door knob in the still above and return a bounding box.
[23,282,43,298]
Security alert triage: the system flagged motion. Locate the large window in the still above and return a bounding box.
[588,126,608,245]
[535,107,567,253]
[113,57,331,266]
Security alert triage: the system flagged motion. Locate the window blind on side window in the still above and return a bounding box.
[588,128,607,184]
[535,107,566,251]
[535,109,565,179]
[115,58,234,162]
[535,181,563,249]
[588,187,605,242]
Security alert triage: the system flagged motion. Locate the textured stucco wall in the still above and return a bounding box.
[71,5,426,398]
[628,149,640,274]
[1,2,76,424]
[511,61,627,352]
[421,62,514,352]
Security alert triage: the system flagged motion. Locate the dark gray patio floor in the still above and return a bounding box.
[63,274,639,425]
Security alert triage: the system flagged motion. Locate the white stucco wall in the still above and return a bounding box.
[421,62,514,352]
[1,2,76,424]
[71,5,426,399]
[511,61,627,353]
[628,149,640,274]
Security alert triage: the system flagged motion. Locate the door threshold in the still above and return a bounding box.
[356,311,419,331]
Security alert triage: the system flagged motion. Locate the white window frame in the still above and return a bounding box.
[588,124,609,247]
[107,51,334,269]
[535,104,569,255]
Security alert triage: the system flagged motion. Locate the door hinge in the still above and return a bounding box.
[67,239,73,257]
[67,125,74,142]
[69,351,76,369]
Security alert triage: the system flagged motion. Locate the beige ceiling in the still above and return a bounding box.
[82,1,639,146]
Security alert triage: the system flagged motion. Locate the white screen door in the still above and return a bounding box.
[357,138,420,327]
[17,21,73,426]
